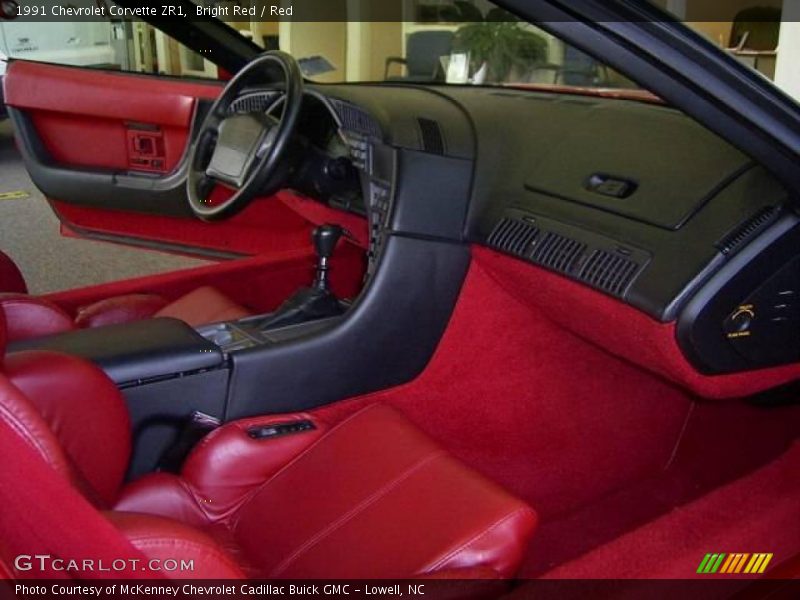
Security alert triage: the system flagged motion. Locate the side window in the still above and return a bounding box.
[0,20,219,79]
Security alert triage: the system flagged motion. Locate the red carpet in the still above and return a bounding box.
[314,247,800,574]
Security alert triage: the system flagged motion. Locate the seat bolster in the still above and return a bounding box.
[179,413,327,521]
[0,373,72,481]
[0,293,74,342]
[107,512,245,579]
[418,506,538,579]
[115,473,208,528]
[75,294,169,329]
[117,414,326,524]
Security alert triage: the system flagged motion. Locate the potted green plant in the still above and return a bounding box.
[451,5,547,83]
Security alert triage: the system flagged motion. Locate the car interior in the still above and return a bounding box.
[0,7,798,588]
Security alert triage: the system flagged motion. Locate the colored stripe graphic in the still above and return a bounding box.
[697,553,726,573]
[699,553,773,575]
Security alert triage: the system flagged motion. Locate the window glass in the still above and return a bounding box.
[193,0,642,91]
[655,0,794,100]
[210,0,796,102]
[0,19,220,79]
[5,0,794,103]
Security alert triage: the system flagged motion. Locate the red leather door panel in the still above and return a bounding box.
[3,61,368,261]
[5,61,220,172]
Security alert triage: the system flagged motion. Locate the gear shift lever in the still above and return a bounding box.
[312,224,343,291]
[256,223,345,331]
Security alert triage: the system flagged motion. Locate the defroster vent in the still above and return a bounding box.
[716,206,781,256]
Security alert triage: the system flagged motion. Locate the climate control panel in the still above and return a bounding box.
[722,257,800,366]
[677,218,800,374]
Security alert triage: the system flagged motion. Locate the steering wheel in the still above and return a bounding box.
[186,51,304,221]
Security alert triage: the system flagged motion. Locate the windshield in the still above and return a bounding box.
[190,0,641,91]
[3,0,793,105]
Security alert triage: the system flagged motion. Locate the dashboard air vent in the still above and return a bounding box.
[487,211,649,299]
[578,250,640,296]
[229,92,280,115]
[531,231,586,273]
[716,206,781,256]
[329,99,382,137]
[417,118,445,155]
[488,218,539,256]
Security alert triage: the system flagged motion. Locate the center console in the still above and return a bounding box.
[197,314,344,354]
[7,309,348,478]
[9,318,228,478]
[6,93,476,481]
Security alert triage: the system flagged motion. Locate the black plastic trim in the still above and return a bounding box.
[8,318,224,385]
[494,0,800,198]
[390,150,472,241]
[677,216,800,374]
[225,234,470,417]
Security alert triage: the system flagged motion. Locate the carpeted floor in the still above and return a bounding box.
[0,120,209,294]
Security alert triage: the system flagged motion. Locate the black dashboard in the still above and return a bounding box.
[283,82,798,377]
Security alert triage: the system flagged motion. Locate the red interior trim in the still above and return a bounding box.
[53,196,312,258]
[4,61,221,126]
[4,61,223,172]
[43,246,365,317]
[311,246,799,574]
[314,248,694,520]
[53,191,369,259]
[469,246,800,399]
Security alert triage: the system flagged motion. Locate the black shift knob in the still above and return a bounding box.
[313,224,343,259]
[312,224,343,291]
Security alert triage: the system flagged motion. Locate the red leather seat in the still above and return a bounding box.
[0,312,537,579]
[0,250,251,341]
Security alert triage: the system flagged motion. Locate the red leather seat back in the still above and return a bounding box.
[0,251,27,294]
[0,309,131,505]
[154,286,251,326]
[0,383,152,579]
[74,294,169,329]
[4,351,132,505]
